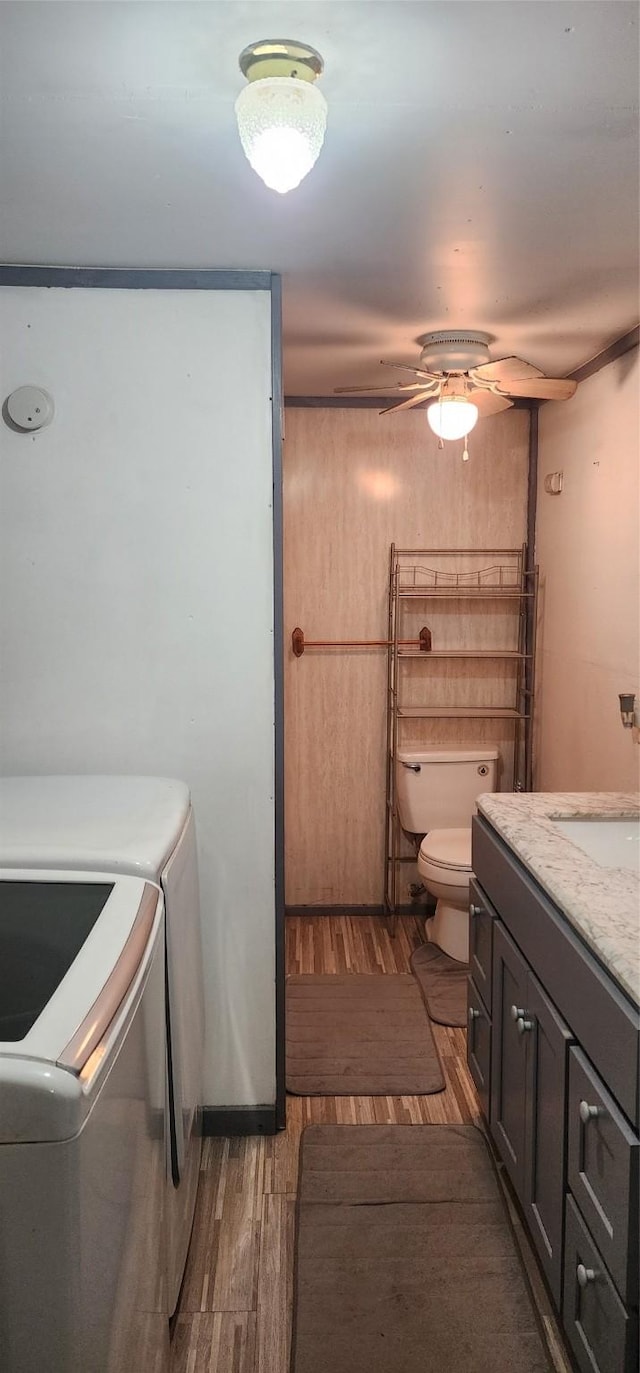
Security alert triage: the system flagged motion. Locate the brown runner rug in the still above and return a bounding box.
[410,940,470,1027]
[286,974,445,1095]
[291,1124,555,1373]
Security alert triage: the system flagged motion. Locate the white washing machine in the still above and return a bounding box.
[0,776,204,1315]
[0,869,170,1372]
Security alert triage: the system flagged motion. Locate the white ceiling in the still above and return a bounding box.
[1,1,638,393]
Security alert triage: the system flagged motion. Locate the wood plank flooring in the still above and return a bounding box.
[171,914,569,1373]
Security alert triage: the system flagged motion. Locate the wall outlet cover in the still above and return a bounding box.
[543,471,563,495]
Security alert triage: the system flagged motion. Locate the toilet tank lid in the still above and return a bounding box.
[396,747,500,765]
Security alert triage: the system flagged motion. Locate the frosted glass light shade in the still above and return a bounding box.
[235,77,328,193]
[427,397,479,441]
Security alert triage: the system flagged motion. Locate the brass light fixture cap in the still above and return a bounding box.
[239,39,324,84]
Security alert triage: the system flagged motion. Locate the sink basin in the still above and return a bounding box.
[552,818,640,873]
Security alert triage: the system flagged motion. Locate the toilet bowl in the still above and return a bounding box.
[418,827,472,963]
[395,746,500,965]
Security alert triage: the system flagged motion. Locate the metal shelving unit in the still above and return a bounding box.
[384,545,538,931]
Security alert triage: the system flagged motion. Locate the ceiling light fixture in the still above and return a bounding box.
[427,396,479,442]
[235,40,327,194]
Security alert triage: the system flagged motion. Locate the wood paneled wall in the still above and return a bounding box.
[283,406,530,906]
[535,349,640,791]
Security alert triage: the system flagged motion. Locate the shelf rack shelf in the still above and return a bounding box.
[397,649,530,659]
[397,589,535,599]
[397,706,530,720]
[384,544,538,932]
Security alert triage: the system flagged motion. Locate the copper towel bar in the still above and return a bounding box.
[292,627,432,657]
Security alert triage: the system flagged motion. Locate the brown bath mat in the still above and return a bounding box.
[291,1124,555,1373]
[410,940,470,1027]
[286,974,445,1095]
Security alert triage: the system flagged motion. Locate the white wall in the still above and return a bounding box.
[0,284,277,1106]
[535,347,640,791]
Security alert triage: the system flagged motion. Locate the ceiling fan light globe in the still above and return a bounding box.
[427,398,479,441]
[235,77,327,193]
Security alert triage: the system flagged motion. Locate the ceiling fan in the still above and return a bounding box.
[334,331,578,451]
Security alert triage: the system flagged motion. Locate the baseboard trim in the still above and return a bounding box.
[202,1106,278,1137]
[285,904,423,917]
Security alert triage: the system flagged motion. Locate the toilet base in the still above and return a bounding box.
[425,898,469,964]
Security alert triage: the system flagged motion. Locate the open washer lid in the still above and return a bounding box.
[0,869,162,1143]
[0,776,190,877]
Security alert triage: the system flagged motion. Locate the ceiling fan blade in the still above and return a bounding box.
[471,390,514,416]
[379,391,434,416]
[334,382,423,394]
[499,378,578,401]
[380,360,437,380]
[471,356,544,383]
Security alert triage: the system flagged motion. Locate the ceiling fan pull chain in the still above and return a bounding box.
[438,437,444,450]
[462,440,470,462]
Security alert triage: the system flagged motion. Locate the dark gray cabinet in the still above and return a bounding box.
[567,1047,639,1304]
[466,878,496,1124]
[563,1195,638,1373]
[471,814,640,1372]
[473,814,639,1123]
[491,920,530,1195]
[466,977,491,1118]
[522,970,574,1304]
[490,919,572,1303]
[469,876,495,1012]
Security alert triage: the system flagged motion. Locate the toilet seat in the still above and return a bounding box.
[419,827,471,874]
[417,827,473,963]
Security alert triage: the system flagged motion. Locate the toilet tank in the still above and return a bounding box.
[395,747,499,833]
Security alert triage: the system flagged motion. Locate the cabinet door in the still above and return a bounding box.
[467,976,491,1119]
[490,920,529,1199]
[563,1194,638,1373]
[469,877,495,1014]
[523,970,574,1306]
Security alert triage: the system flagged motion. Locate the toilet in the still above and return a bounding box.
[395,746,499,963]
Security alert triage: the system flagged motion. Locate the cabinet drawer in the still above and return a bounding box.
[568,1047,639,1303]
[469,877,496,1014]
[563,1194,638,1373]
[466,977,491,1118]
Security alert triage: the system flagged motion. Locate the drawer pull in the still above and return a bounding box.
[468,1006,479,1022]
[576,1263,597,1289]
[470,903,482,918]
[510,1004,526,1021]
[579,1100,601,1125]
[517,1016,534,1035]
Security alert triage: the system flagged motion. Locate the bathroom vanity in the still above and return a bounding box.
[467,792,640,1373]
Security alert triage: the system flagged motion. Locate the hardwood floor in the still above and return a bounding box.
[170,914,568,1373]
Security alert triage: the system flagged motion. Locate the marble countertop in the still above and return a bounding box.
[476,792,640,1007]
